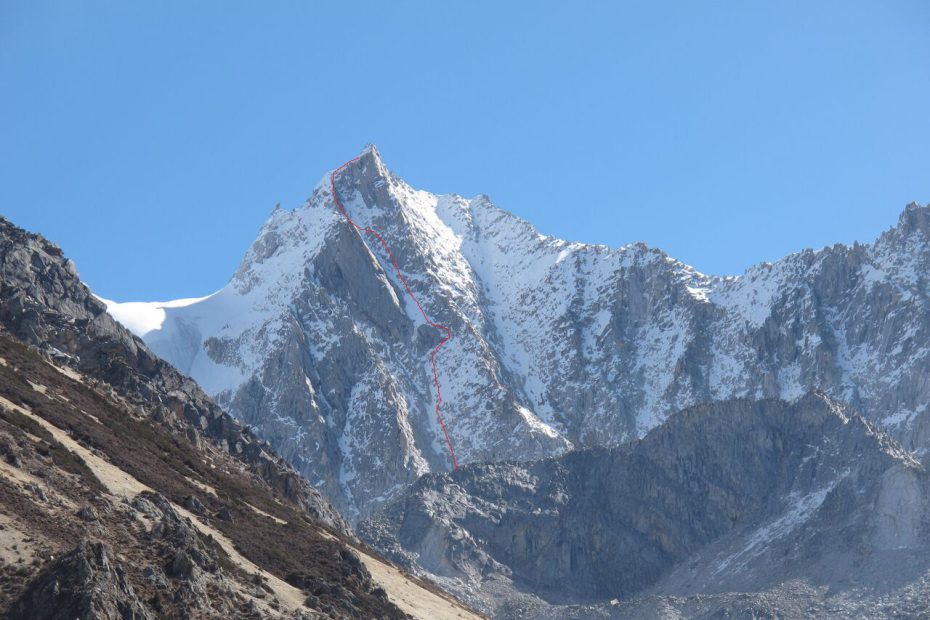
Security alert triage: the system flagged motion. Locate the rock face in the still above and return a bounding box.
[8,540,153,620]
[107,145,930,522]
[360,394,930,618]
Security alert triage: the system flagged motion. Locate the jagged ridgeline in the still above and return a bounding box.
[0,217,483,618]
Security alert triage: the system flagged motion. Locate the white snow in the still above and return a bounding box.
[715,476,844,575]
[99,295,210,337]
[515,404,560,439]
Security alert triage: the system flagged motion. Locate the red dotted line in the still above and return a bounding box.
[330,157,458,470]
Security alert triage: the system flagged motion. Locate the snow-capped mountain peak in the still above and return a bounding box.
[107,146,930,520]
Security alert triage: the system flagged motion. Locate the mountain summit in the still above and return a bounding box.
[107,147,930,521]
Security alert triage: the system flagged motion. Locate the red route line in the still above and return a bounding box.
[330,156,459,470]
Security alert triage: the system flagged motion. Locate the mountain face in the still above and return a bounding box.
[0,216,482,619]
[110,148,930,519]
[360,394,930,618]
[107,146,930,522]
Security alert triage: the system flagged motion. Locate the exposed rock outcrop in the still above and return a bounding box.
[7,540,153,620]
[361,394,930,618]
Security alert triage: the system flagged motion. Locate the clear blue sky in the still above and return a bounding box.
[2,2,929,300]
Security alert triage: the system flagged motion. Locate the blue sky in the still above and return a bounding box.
[2,1,929,300]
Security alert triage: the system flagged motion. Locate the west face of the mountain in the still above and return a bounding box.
[108,146,930,521]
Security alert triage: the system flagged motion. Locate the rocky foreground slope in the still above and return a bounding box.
[361,394,930,618]
[107,146,930,522]
[0,216,482,619]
